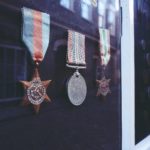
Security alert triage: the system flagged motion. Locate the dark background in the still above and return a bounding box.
[134,0,150,144]
[0,1,121,150]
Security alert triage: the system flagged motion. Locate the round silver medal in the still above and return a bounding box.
[67,70,87,106]
[27,79,46,105]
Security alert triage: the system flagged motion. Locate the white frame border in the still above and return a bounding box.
[121,0,150,150]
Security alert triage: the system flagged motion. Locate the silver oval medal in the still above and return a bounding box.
[27,79,46,105]
[67,71,87,106]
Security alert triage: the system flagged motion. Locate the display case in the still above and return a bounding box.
[0,1,121,150]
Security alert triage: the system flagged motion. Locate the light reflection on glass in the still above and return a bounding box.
[98,1,105,15]
[82,0,91,5]
[108,10,115,24]
[98,15,103,27]
[81,0,92,21]
[60,0,70,9]
[82,3,89,20]
[115,0,119,11]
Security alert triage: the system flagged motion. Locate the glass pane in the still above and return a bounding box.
[134,0,150,144]
[0,1,121,149]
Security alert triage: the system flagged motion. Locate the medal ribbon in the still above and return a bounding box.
[67,30,86,66]
[99,28,111,66]
[22,7,50,62]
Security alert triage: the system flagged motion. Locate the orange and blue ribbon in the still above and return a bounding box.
[22,7,50,62]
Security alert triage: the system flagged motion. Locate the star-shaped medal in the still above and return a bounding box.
[20,68,51,114]
[96,76,111,97]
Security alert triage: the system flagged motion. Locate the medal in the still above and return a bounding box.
[66,30,87,106]
[96,76,111,96]
[20,7,51,113]
[67,70,87,106]
[96,29,111,97]
[21,64,51,113]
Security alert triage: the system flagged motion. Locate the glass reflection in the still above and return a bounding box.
[107,5,115,24]
[60,0,70,9]
[98,0,106,16]
[60,0,74,10]
[81,0,92,21]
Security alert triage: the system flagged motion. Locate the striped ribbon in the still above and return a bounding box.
[67,30,86,66]
[22,7,50,62]
[99,28,111,66]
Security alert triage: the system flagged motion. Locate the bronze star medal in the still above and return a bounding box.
[96,76,111,96]
[21,8,51,113]
[20,68,51,114]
